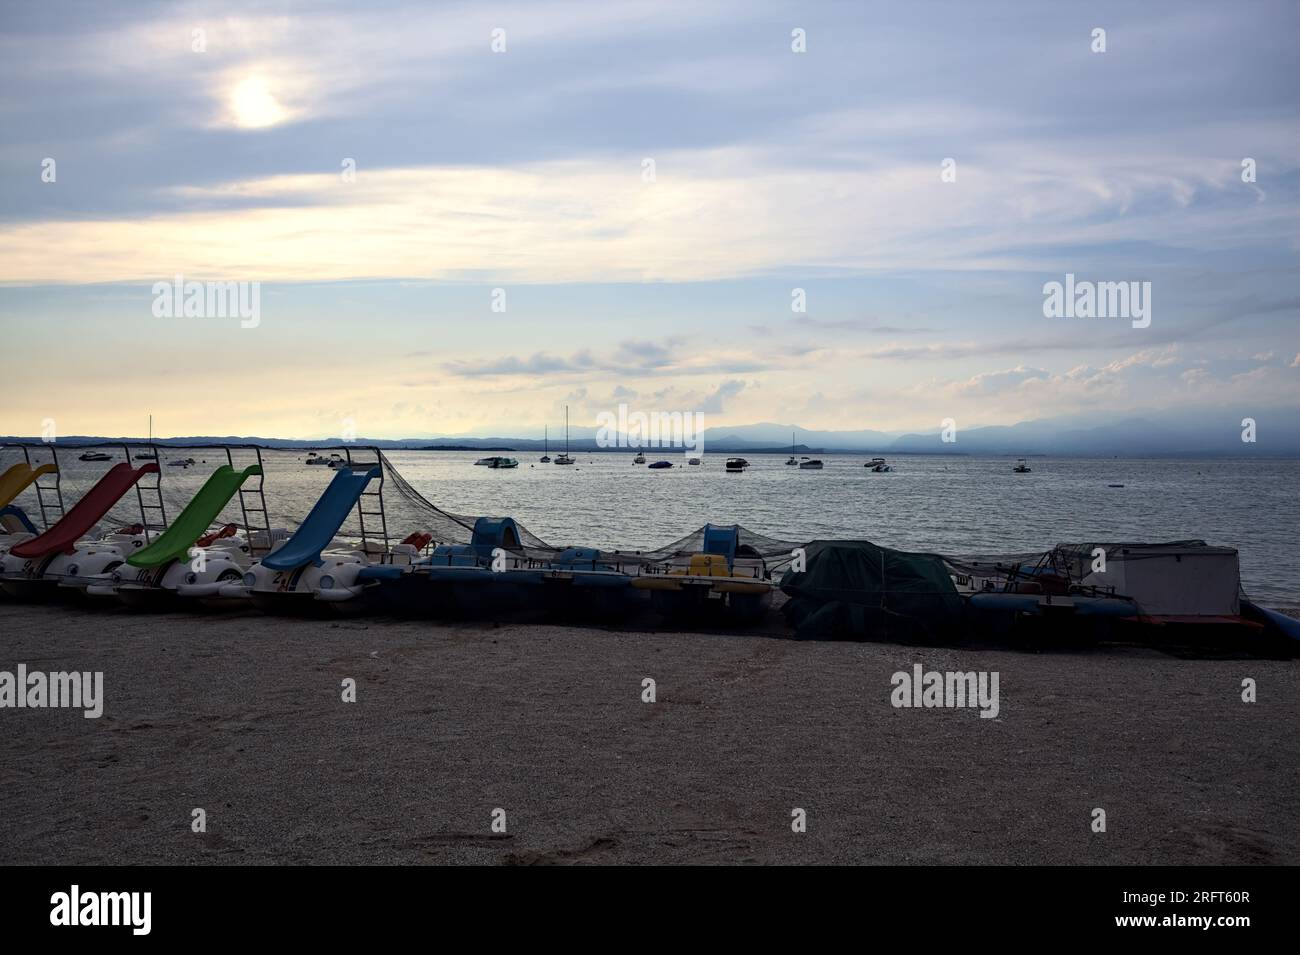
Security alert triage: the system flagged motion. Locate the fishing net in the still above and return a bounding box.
[625,524,805,570]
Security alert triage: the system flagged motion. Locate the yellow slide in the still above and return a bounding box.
[0,461,57,510]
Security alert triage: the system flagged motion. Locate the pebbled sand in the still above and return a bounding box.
[1,600,1296,865]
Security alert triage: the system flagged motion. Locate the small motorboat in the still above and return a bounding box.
[167,457,196,468]
[633,452,646,464]
[798,459,824,470]
[134,450,157,461]
[867,457,891,472]
[725,458,749,472]
[305,452,341,466]
[474,456,518,469]
[648,460,673,469]
[687,457,701,466]
[1013,458,1032,473]
[78,451,112,462]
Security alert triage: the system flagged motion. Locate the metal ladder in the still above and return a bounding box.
[346,445,389,554]
[131,444,167,544]
[22,444,65,531]
[225,445,273,556]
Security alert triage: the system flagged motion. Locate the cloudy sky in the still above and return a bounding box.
[1,0,1297,439]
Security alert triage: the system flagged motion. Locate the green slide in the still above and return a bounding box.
[126,465,262,568]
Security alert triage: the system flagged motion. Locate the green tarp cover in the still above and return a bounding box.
[780,540,963,641]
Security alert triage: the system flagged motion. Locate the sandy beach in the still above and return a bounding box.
[1,601,1296,866]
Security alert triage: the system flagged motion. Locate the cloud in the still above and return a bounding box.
[442,350,599,377]
[954,365,1051,396]
[794,316,937,334]
[700,379,746,413]
[440,338,801,379]
[6,129,1297,285]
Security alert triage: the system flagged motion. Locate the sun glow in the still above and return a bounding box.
[228,76,286,128]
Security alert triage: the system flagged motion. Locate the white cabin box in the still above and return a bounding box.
[1082,544,1240,616]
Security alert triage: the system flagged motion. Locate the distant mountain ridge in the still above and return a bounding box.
[3,406,1297,456]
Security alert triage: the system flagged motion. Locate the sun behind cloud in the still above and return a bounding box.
[228,76,286,128]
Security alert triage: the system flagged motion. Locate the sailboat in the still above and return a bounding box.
[785,431,798,465]
[136,413,158,459]
[540,426,551,463]
[554,407,574,465]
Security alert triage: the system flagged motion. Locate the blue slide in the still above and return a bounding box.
[262,466,381,570]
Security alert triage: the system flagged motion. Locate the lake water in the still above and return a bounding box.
[11,447,1299,604]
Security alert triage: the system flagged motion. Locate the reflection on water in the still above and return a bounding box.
[12,447,1298,604]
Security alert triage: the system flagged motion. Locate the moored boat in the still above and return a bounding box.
[554,405,575,464]
[631,524,772,623]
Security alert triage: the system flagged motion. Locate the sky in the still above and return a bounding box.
[0,0,1297,439]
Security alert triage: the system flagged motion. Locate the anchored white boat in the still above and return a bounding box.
[554,406,575,465]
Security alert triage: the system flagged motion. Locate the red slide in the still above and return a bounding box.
[9,462,161,559]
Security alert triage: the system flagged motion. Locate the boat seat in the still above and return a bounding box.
[678,553,730,577]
